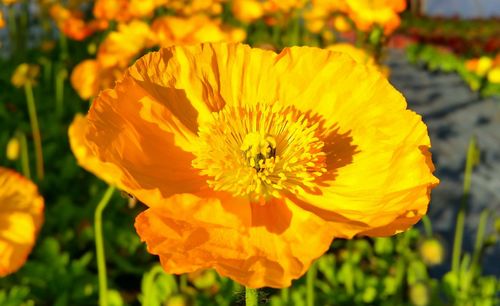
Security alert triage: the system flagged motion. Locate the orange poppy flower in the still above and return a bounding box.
[70,43,438,288]
[151,15,245,47]
[0,167,44,276]
[93,0,159,22]
[346,0,406,35]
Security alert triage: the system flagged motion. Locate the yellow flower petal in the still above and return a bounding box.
[0,168,44,276]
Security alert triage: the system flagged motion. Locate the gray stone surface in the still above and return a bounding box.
[387,49,500,276]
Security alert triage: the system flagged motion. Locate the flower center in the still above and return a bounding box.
[192,104,327,203]
[240,132,277,171]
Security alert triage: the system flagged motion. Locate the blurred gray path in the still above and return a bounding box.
[387,49,500,276]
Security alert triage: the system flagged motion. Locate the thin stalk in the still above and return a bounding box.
[95,186,115,306]
[421,215,433,237]
[17,131,31,179]
[281,287,289,305]
[55,66,66,117]
[470,209,489,274]
[24,82,44,180]
[59,32,69,61]
[179,274,188,292]
[288,14,302,46]
[451,137,478,274]
[245,287,258,306]
[306,262,317,306]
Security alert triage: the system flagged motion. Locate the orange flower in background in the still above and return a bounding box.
[0,11,5,29]
[167,0,223,16]
[0,167,44,276]
[49,3,101,41]
[151,15,245,47]
[70,43,438,288]
[93,0,160,22]
[346,0,406,34]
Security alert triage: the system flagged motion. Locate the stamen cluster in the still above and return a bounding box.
[192,104,327,203]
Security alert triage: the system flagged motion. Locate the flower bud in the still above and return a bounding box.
[6,137,20,161]
[419,238,444,266]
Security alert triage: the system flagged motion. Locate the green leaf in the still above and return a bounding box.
[139,265,178,306]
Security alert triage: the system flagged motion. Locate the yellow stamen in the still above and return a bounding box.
[192,104,327,203]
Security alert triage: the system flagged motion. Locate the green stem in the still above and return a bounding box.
[470,209,489,275]
[179,274,188,292]
[421,215,433,237]
[16,131,31,179]
[281,287,289,305]
[451,136,478,274]
[306,262,317,306]
[59,32,69,61]
[95,186,115,306]
[55,66,66,117]
[24,82,44,180]
[245,287,258,306]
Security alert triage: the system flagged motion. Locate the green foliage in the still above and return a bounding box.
[406,43,500,98]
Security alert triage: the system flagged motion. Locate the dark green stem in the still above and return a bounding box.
[24,82,44,180]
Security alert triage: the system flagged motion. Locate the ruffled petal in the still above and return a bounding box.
[268,46,438,236]
[135,193,334,288]
[84,72,207,206]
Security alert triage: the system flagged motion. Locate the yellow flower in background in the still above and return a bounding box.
[476,56,493,76]
[70,43,438,288]
[333,15,351,32]
[304,7,327,34]
[0,167,44,276]
[6,137,20,161]
[151,15,245,47]
[487,67,500,84]
[419,238,444,266]
[70,59,123,100]
[465,56,494,77]
[97,20,155,69]
[346,0,406,34]
[11,64,40,88]
[232,0,264,24]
